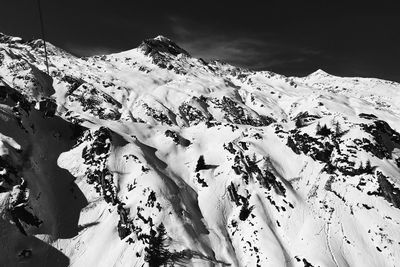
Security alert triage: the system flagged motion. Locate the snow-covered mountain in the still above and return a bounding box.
[1,32,400,267]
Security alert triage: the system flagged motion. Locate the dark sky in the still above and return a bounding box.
[1,1,399,81]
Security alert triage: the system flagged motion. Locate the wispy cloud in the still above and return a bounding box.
[168,17,321,71]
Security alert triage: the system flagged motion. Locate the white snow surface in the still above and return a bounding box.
[1,32,400,267]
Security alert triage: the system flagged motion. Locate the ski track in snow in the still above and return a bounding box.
[325,210,339,267]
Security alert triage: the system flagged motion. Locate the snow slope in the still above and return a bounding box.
[1,32,400,267]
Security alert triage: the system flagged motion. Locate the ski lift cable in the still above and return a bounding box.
[36,0,50,75]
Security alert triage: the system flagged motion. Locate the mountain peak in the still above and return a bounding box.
[309,69,331,77]
[139,35,190,57]
[153,35,171,42]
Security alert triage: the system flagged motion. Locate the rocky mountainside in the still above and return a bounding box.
[1,32,400,267]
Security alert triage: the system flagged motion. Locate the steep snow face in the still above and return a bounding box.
[1,32,400,267]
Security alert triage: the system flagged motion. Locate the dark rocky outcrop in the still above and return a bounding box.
[139,36,190,57]
[82,127,117,204]
[368,172,400,209]
[286,130,334,163]
[164,130,191,146]
[360,120,400,159]
[211,96,275,127]
[294,111,321,128]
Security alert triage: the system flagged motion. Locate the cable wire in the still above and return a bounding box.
[36,0,50,75]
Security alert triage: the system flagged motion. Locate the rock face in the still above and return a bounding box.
[1,32,400,267]
[139,35,190,57]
